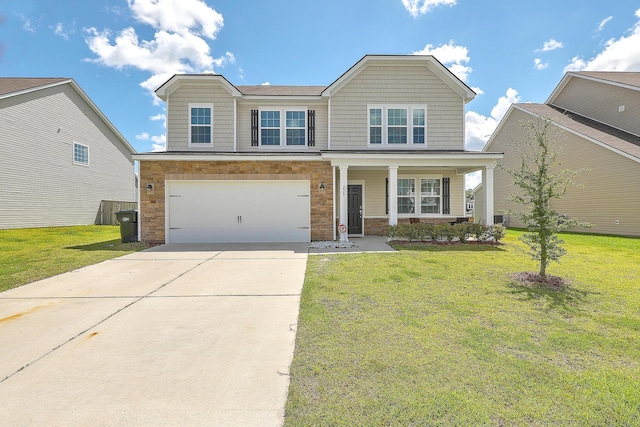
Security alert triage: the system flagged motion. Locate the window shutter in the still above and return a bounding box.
[385,178,389,215]
[442,178,450,215]
[307,110,315,146]
[251,109,259,146]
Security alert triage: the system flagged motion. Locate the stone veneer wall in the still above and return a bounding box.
[139,160,334,244]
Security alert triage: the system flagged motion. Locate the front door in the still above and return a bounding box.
[347,185,363,235]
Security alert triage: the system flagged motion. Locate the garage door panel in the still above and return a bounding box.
[167,180,310,243]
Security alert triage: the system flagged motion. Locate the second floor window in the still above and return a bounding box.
[260,108,307,147]
[189,103,213,146]
[368,105,427,146]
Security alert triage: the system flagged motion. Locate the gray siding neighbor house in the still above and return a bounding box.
[478,72,640,236]
[0,78,136,229]
[134,55,503,244]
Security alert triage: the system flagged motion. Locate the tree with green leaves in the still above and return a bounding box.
[500,115,590,278]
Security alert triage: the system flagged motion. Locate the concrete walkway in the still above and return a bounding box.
[0,243,308,426]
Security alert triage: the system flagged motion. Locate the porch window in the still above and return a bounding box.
[189,103,213,146]
[260,108,307,147]
[420,178,440,214]
[397,178,416,214]
[368,105,427,146]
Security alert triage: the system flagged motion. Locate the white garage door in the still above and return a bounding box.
[166,180,310,243]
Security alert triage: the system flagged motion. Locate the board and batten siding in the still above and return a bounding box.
[329,63,465,150]
[340,169,465,217]
[488,108,640,236]
[0,84,135,229]
[166,83,235,151]
[551,77,640,137]
[236,99,328,151]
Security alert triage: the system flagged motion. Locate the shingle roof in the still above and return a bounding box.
[0,78,69,97]
[235,85,326,96]
[516,103,640,161]
[574,72,640,89]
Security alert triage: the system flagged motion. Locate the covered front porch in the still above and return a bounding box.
[323,151,503,240]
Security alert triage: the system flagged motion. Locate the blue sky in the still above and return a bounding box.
[2,0,640,187]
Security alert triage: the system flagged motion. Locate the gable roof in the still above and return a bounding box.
[155,54,476,102]
[0,78,70,98]
[547,71,640,104]
[486,103,640,163]
[0,77,135,154]
[322,54,476,102]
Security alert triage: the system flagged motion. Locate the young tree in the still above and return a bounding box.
[500,115,590,278]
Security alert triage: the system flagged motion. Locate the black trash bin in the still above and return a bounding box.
[115,210,138,243]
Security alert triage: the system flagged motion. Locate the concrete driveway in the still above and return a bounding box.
[0,243,308,426]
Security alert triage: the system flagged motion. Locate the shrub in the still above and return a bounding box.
[388,222,504,243]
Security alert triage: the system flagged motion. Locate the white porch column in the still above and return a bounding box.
[388,166,398,226]
[483,165,495,225]
[339,165,349,229]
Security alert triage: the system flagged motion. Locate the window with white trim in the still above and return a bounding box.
[260,108,307,147]
[397,176,443,215]
[368,105,427,145]
[420,178,440,214]
[73,142,89,166]
[189,103,213,146]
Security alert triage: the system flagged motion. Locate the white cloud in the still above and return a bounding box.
[52,22,72,40]
[128,0,223,38]
[466,171,481,190]
[565,9,640,72]
[597,16,613,32]
[402,0,456,17]
[151,134,166,151]
[85,0,229,97]
[465,88,520,151]
[135,132,150,140]
[150,114,165,121]
[536,39,563,52]
[261,82,271,86]
[413,41,471,82]
[534,58,548,70]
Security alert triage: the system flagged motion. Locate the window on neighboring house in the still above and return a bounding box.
[397,178,416,214]
[260,108,307,147]
[420,178,440,214]
[189,103,213,146]
[368,105,427,146]
[73,142,89,166]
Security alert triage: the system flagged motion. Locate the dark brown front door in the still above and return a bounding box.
[348,185,363,235]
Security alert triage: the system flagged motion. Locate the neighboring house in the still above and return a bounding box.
[479,71,640,236]
[133,55,503,244]
[0,78,136,229]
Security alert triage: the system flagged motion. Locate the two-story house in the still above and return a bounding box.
[479,72,640,236]
[0,78,136,229]
[133,55,503,244]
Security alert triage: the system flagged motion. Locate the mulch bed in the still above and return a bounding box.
[509,272,567,289]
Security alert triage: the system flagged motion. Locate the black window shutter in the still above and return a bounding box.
[307,110,315,146]
[251,109,259,146]
[443,178,450,215]
[385,178,389,215]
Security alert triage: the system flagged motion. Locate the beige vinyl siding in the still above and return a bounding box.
[0,84,134,229]
[236,99,327,151]
[166,83,235,151]
[342,169,465,217]
[329,62,465,150]
[489,108,640,236]
[552,78,640,137]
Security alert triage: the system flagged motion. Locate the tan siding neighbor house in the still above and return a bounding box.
[0,78,136,229]
[134,55,503,244]
[479,71,640,236]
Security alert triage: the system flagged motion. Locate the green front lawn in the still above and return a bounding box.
[285,231,640,426]
[0,226,149,292]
